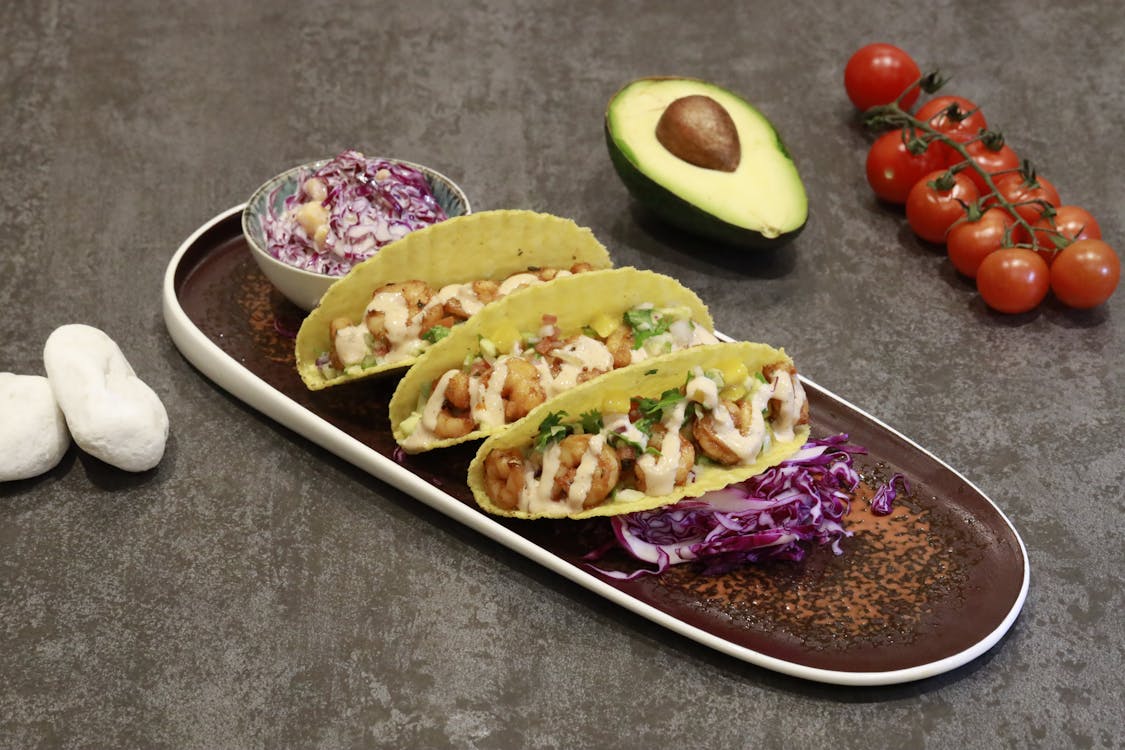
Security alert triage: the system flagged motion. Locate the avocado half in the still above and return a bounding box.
[605,77,808,249]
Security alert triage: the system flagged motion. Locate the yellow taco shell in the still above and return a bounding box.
[295,210,613,390]
[467,341,810,520]
[389,267,715,452]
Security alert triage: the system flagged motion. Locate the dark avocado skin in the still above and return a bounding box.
[604,119,807,251]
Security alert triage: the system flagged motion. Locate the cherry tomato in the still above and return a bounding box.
[915,95,988,165]
[1049,239,1120,309]
[962,140,1020,195]
[865,129,945,204]
[1029,205,1102,265]
[992,172,1061,227]
[976,247,1050,313]
[844,43,922,111]
[916,95,988,135]
[905,169,980,244]
[946,207,1016,278]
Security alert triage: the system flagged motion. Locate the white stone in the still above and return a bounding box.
[0,373,71,481]
[43,324,169,472]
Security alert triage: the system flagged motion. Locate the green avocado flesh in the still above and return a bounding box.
[606,77,808,249]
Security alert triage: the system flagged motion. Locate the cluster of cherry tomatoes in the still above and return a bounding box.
[844,43,1119,314]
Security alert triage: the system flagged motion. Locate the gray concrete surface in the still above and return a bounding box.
[2,0,1123,747]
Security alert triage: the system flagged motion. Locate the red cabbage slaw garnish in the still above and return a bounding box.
[262,149,447,276]
[586,433,894,580]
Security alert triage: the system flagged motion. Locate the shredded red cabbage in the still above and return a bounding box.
[586,434,892,580]
[263,149,447,276]
[871,472,909,515]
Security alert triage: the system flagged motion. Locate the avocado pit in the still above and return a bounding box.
[655,95,741,172]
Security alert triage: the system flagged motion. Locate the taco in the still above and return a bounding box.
[295,210,613,390]
[389,267,718,453]
[466,341,810,520]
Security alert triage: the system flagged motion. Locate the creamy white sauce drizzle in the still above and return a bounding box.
[334,326,369,367]
[497,273,540,296]
[433,282,486,318]
[686,371,720,410]
[769,368,807,442]
[472,359,510,429]
[369,289,416,343]
[537,336,614,396]
[421,370,458,433]
[635,400,689,496]
[567,434,607,510]
[704,382,772,464]
[518,434,607,515]
[604,412,647,450]
[521,442,560,514]
[333,289,429,367]
[401,366,474,450]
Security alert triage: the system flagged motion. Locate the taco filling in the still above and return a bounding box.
[478,361,808,517]
[318,264,594,378]
[398,305,719,450]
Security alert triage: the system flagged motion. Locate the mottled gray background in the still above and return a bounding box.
[2,0,1123,748]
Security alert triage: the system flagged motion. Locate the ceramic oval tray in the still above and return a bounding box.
[162,206,1029,686]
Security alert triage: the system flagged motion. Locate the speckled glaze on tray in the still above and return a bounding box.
[163,207,1029,685]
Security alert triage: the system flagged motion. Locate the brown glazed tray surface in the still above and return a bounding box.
[162,207,1028,686]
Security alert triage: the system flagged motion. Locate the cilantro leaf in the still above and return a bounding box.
[625,308,671,350]
[534,411,572,451]
[579,410,603,435]
[637,389,684,418]
[606,431,644,453]
[633,388,684,436]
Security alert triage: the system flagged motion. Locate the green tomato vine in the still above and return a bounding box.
[863,72,1066,254]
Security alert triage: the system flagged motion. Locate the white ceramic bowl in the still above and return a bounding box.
[242,156,470,311]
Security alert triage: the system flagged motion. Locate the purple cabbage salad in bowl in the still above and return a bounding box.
[242,150,470,310]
